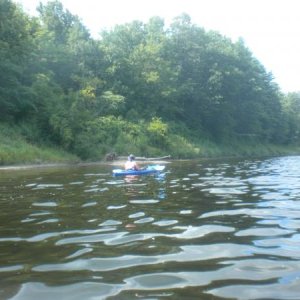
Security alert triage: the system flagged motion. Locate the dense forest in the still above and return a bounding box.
[1,0,300,164]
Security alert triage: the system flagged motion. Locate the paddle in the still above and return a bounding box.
[146,165,165,171]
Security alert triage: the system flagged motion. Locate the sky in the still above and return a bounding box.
[17,0,300,93]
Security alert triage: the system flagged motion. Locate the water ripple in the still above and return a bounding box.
[2,156,300,299]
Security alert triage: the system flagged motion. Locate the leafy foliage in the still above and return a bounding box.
[0,0,35,119]
[147,117,169,147]
[1,0,300,162]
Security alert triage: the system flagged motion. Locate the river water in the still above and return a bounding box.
[1,156,300,299]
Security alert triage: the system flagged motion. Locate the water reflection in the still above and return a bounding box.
[1,156,300,299]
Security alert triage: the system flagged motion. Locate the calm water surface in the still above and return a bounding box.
[1,156,300,299]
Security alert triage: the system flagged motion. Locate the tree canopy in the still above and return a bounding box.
[1,0,299,159]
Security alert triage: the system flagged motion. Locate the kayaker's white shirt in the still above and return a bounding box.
[125,161,138,170]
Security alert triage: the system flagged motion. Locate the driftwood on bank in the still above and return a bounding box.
[124,155,171,161]
[105,153,171,161]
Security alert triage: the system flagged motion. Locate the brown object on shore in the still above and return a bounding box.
[105,152,118,161]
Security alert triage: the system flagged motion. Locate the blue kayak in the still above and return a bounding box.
[112,165,165,176]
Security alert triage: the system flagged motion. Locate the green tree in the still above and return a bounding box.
[0,0,35,119]
[36,0,99,91]
[100,18,176,120]
[281,92,300,143]
[1,3,294,161]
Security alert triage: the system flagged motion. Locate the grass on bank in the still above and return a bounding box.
[1,122,299,166]
[0,124,78,166]
[167,134,300,159]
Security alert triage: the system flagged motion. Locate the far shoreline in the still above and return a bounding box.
[2,151,298,171]
[0,159,174,171]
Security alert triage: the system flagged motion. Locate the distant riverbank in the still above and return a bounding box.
[1,122,300,167]
[1,139,300,169]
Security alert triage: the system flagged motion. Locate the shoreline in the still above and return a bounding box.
[1,150,300,171]
[0,159,173,171]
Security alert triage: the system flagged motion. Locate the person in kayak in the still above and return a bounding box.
[125,154,140,170]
